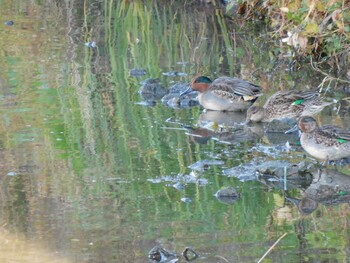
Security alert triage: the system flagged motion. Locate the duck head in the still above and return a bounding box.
[191,76,212,93]
[181,76,212,96]
[245,106,265,123]
[298,116,318,133]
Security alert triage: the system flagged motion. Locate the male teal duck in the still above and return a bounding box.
[183,76,263,111]
[298,116,350,161]
[245,89,334,123]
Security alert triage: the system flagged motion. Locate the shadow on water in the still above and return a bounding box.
[0,0,350,262]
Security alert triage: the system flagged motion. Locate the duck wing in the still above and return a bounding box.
[264,89,319,108]
[320,125,350,141]
[211,77,262,97]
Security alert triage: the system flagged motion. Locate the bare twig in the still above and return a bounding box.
[311,58,350,85]
[215,255,230,262]
[257,233,288,263]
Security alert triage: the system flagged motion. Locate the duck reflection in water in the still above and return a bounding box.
[186,110,264,144]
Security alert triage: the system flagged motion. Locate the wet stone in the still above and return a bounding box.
[257,161,314,190]
[215,186,240,205]
[180,97,199,108]
[168,82,191,94]
[285,196,318,215]
[162,71,187,77]
[188,159,224,172]
[5,20,14,26]
[161,82,198,108]
[139,78,167,100]
[130,68,146,76]
[148,246,177,263]
[256,161,314,178]
[223,162,258,181]
[265,119,297,133]
[182,247,199,261]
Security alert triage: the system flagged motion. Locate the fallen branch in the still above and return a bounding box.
[257,232,288,263]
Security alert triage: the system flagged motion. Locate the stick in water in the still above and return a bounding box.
[258,233,288,263]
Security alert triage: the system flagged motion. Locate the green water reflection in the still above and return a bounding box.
[0,1,350,262]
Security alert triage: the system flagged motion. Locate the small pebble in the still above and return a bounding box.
[5,21,14,26]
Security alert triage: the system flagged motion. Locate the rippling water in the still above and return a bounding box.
[0,1,350,262]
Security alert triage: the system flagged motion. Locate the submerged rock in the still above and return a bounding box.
[224,160,315,187]
[257,161,314,190]
[130,68,146,76]
[285,196,318,215]
[188,159,224,171]
[265,119,297,133]
[148,246,177,262]
[214,186,240,205]
[182,247,199,261]
[161,82,198,108]
[139,78,167,101]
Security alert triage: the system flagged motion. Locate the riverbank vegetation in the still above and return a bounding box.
[226,0,350,79]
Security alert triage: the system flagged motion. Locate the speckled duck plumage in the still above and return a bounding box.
[188,76,263,111]
[298,116,350,161]
[246,89,334,123]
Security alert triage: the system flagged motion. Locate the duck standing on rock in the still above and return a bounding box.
[245,89,335,123]
[182,76,263,111]
[298,116,350,162]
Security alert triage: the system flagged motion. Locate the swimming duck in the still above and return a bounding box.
[298,116,350,161]
[182,76,262,111]
[246,89,334,123]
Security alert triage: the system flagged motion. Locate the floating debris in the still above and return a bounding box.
[180,197,192,203]
[162,71,187,77]
[172,182,186,191]
[188,159,224,172]
[176,61,190,65]
[85,41,96,48]
[7,171,17,176]
[134,101,157,107]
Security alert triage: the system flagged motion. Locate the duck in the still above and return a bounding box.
[245,89,334,123]
[182,76,263,111]
[298,116,350,161]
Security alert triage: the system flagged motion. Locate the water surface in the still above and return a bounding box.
[0,1,350,262]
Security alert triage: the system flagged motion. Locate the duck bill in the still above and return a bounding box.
[180,86,193,96]
[284,124,299,134]
[244,118,252,125]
